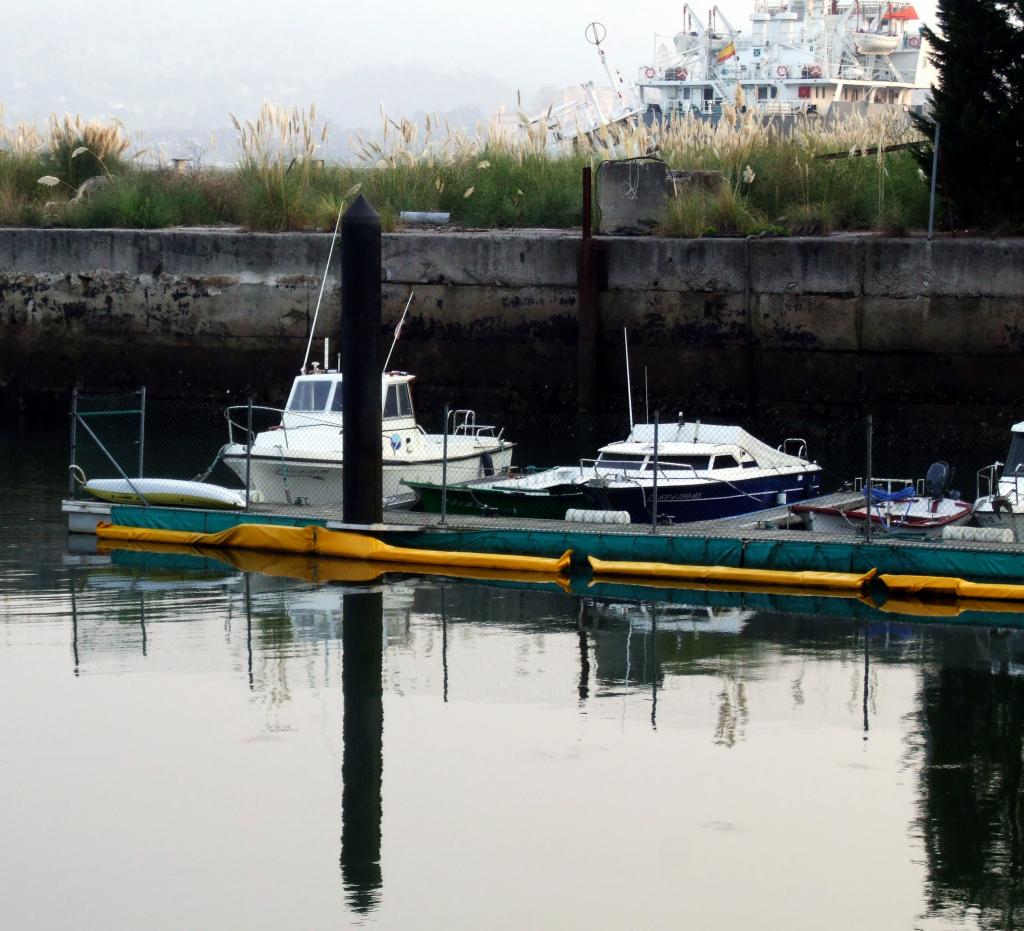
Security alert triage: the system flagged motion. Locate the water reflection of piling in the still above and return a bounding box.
[340,590,384,912]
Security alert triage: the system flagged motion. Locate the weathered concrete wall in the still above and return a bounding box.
[2,228,1023,421]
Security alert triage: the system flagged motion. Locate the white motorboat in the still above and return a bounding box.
[220,370,514,507]
[974,422,1024,541]
[406,420,822,524]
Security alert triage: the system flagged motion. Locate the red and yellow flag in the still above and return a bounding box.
[716,41,736,64]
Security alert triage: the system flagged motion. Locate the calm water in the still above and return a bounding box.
[3,427,1024,930]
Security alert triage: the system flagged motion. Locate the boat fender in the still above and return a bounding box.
[941,525,1014,544]
[565,508,631,525]
[644,67,656,78]
[481,452,495,477]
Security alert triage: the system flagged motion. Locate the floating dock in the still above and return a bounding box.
[63,495,1024,584]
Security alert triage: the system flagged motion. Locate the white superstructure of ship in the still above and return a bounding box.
[536,2,928,145]
[640,0,927,119]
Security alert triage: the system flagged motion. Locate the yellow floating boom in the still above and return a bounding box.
[96,522,572,575]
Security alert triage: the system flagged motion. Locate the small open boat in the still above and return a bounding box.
[791,463,972,539]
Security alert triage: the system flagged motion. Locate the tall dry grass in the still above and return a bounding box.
[0,98,932,233]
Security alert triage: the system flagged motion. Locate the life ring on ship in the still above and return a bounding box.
[809,64,822,78]
[675,67,688,80]
[777,65,790,78]
[908,35,921,48]
[644,67,656,79]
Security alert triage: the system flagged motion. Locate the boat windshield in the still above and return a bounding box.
[287,379,333,412]
[383,384,414,418]
[1004,434,1024,477]
[597,453,647,470]
[659,456,712,471]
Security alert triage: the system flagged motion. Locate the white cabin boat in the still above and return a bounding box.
[221,370,514,507]
[975,422,1024,541]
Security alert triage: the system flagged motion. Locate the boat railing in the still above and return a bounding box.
[447,408,504,441]
[778,437,809,459]
[580,457,648,480]
[977,462,1004,500]
[853,476,918,496]
[224,404,345,448]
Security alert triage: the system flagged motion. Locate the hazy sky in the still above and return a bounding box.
[2,0,939,134]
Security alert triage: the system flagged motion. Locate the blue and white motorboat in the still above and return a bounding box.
[579,420,821,522]
[407,419,821,523]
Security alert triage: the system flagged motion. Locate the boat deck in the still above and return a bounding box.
[240,489,866,537]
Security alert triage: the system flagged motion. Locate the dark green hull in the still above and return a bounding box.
[404,479,595,520]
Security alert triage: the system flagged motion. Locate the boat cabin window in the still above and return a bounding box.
[330,384,344,411]
[597,453,647,470]
[658,456,711,471]
[383,383,414,419]
[1004,434,1024,477]
[711,455,740,470]
[288,379,333,411]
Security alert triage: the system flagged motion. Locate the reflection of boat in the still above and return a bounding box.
[407,421,821,524]
[220,370,514,507]
[586,598,754,635]
[975,421,1024,540]
[791,463,973,539]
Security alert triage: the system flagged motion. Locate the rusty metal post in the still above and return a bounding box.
[577,166,598,412]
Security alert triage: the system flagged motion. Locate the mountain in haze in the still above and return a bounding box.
[1,53,520,163]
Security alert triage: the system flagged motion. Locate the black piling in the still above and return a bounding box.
[341,195,383,524]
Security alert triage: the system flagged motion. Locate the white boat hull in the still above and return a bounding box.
[222,443,514,507]
[974,505,1024,542]
[83,478,247,509]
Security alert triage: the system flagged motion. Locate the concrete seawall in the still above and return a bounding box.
[2,228,1022,420]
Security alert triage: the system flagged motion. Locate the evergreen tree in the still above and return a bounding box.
[913,0,1024,230]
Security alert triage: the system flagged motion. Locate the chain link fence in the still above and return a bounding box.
[66,385,1020,543]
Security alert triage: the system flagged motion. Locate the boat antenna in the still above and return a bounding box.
[301,197,346,375]
[383,292,415,373]
[623,326,634,430]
